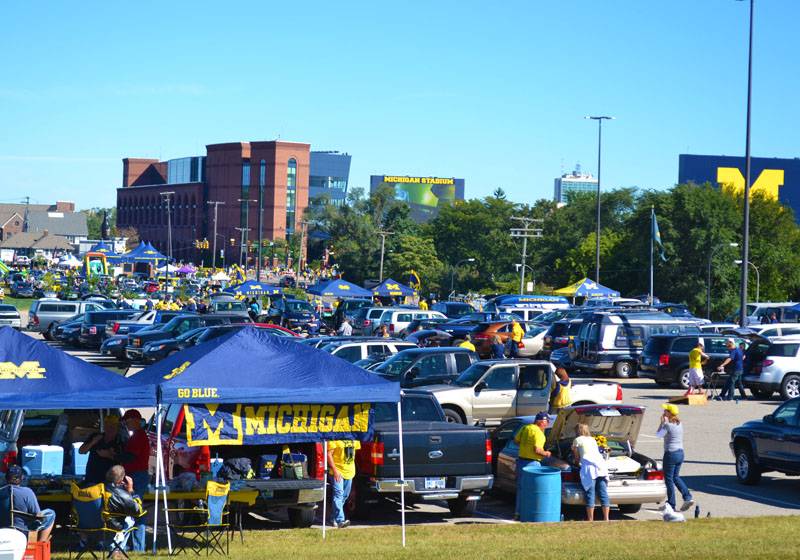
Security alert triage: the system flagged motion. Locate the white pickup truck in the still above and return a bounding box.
[423,359,623,425]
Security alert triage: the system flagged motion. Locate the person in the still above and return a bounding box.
[5,465,55,542]
[769,312,779,324]
[104,465,143,556]
[418,299,428,311]
[196,298,208,314]
[327,440,360,529]
[338,318,353,336]
[571,424,609,522]
[549,367,573,414]
[717,338,747,401]
[80,415,125,485]
[508,319,524,358]
[657,404,694,513]
[685,340,709,396]
[120,410,150,552]
[490,335,506,359]
[0,285,4,302]
[458,334,476,352]
[379,324,390,338]
[144,298,154,311]
[184,297,197,313]
[512,411,551,519]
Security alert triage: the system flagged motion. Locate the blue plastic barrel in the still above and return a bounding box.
[519,465,561,522]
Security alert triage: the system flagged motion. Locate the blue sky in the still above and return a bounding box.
[1,0,797,210]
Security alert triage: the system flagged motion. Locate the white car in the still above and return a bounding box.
[0,305,21,330]
[519,325,547,357]
[743,335,800,400]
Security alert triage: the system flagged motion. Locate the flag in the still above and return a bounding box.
[408,270,421,289]
[652,207,667,262]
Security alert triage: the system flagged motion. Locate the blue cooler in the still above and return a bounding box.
[21,445,64,477]
[72,442,88,476]
[519,465,561,523]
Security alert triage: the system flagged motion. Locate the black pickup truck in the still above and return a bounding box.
[353,391,493,517]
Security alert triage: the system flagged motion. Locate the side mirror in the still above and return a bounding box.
[762,414,773,424]
[475,381,487,393]
[406,368,419,380]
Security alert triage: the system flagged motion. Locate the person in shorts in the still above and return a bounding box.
[685,340,709,396]
[5,465,55,542]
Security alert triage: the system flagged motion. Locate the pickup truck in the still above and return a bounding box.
[147,404,324,528]
[353,391,493,517]
[107,310,189,337]
[423,359,623,426]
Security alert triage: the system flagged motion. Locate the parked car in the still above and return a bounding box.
[278,275,296,288]
[0,305,21,330]
[265,298,321,333]
[376,309,447,337]
[438,313,520,342]
[699,322,739,334]
[53,315,86,346]
[726,302,800,326]
[471,321,546,358]
[10,282,34,298]
[125,314,246,362]
[398,317,449,337]
[352,306,401,335]
[424,359,623,426]
[373,347,479,388]
[108,309,188,336]
[638,334,748,389]
[431,301,475,319]
[331,299,371,329]
[320,339,418,364]
[492,405,666,514]
[78,309,139,348]
[520,324,548,357]
[352,391,493,517]
[743,336,800,400]
[745,323,800,340]
[28,299,107,340]
[541,320,575,358]
[730,397,800,484]
[208,297,250,319]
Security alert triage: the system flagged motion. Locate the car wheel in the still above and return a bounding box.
[287,507,315,528]
[751,388,774,399]
[677,369,692,390]
[448,496,477,517]
[615,361,633,378]
[443,407,465,424]
[617,504,642,515]
[735,443,762,485]
[780,374,800,400]
[44,324,55,341]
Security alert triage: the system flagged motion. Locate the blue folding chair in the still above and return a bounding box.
[0,485,40,541]
[67,483,137,560]
[167,481,230,556]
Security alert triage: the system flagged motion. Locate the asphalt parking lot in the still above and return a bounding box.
[36,329,800,527]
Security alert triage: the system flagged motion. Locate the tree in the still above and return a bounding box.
[83,207,116,239]
[385,234,444,295]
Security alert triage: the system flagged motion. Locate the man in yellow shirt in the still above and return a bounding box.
[327,439,361,528]
[686,340,709,396]
[509,320,525,358]
[458,334,476,352]
[513,411,551,518]
[419,299,428,311]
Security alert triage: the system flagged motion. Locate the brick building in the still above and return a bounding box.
[0,201,87,244]
[116,140,310,266]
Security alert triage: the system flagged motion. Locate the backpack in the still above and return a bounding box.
[217,457,254,481]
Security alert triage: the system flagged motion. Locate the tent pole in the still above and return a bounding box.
[152,404,161,555]
[396,401,406,548]
[322,441,328,539]
[161,447,172,554]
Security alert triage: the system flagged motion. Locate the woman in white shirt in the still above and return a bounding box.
[572,423,610,521]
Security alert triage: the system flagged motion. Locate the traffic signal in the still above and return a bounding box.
[230,238,236,247]
[203,239,210,249]
[193,240,200,249]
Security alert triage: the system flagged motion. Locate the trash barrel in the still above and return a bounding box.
[519,465,561,522]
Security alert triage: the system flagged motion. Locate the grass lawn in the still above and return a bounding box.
[51,517,800,559]
[3,296,33,312]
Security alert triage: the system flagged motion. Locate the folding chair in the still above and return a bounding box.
[707,371,723,399]
[0,485,41,542]
[67,483,136,560]
[167,481,230,556]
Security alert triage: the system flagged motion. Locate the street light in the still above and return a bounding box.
[735,259,760,303]
[585,115,615,283]
[707,242,739,319]
[738,0,755,328]
[451,258,476,294]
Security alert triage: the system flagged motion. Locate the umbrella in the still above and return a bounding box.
[553,278,620,298]
[306,279,372,298]
[211,271,230,281]
[372,278,417,298]
[176,264,196,274]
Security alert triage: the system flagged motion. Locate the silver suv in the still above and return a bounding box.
[28,299,107,339]
[743,336,800,400]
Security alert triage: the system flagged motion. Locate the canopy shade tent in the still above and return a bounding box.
[372,278,417,298]
[88,241,121,261]
[210,271,230,281]
[57,255,81,268]
[119,242,168,263]
[156,264,179,273]
[553,278,620,298]
[0,327,154,409]
[306,279,372,298]
[176,264,196,274]
[225,280,282,297]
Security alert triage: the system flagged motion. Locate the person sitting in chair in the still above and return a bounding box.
[104,466,143,554]
[5,466,55,542]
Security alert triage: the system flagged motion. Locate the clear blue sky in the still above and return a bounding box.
[1,0,797,210]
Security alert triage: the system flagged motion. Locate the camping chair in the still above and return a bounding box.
[67,483,137,560]
[0,485,40,542]
[167,481,230,556]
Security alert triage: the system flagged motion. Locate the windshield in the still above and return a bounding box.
[373,396,443,422]
[375,353,417,377]
[177,327,206,341]
[447,304,472,318]
[286,301,314,313]
[214,301,247,312]
[453,364,491,387]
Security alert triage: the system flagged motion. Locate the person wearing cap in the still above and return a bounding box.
[513,411,552,519]
[717,338,748,401]
[79,415,125,485]
[5,465,55,542]
[685,340,709,396]
[458,334,476,352]
[508,319,525,358]
[121,410,150,552]
[657,404,694,512]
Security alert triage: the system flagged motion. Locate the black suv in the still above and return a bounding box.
[374,347,479,388]
[78,309,139,348]
[638,334,747,389]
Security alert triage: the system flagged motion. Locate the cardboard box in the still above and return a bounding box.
[668,393,708,406]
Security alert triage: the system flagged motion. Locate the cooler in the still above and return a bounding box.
[71,442,88,476]
[21,446,63,477]
[23,541,50,560]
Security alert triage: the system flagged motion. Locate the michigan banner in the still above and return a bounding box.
[184,402,372,446]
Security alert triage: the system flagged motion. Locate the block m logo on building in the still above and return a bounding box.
[717,167,785,200]
[0,362,46,380]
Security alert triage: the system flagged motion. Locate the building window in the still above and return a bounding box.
[286,158,297,233]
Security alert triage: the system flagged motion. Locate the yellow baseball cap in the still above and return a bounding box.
[662,403,679,416]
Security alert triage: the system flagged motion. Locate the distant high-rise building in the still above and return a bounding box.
[554,165,598,203]
[309,151,351,206]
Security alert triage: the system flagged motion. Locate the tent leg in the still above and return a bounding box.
[161,449,172,554]
[152,405,161,555]
[396,401,406,548]
[322,441,328,539]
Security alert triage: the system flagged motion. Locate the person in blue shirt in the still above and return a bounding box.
[717,338,749,401]
[5,465,55,542]
[490,335,506,359]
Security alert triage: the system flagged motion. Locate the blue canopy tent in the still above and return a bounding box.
[89,240,122,263]
[119,242,168,264]
[372,278,417,298]
[306,279,372,298]
[553,277,620,299]
[224,280,283,297]
[129,327,406,547]
[0,327,153,409]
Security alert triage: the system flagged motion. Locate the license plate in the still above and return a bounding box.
[424,477,446,490]
[0,320,11,325]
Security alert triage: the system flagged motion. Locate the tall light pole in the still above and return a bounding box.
[738,0,755,327]
[377,230,394,282]
[585,116,614,282]
[735,259,760,303]
[450,258,475,295]
[207,201,224,270]
[161,192,175,284]
[707,241,738,320]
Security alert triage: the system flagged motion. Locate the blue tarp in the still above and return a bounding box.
[225,281,283,297]
[372,278,416,298]
[129,327,400,405]
[0,328,154,409]
[306,279,372,298]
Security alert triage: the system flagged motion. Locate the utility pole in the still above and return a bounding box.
[377,231,394,282]
[510,217,542,294]
[296,221,310,279]
[21,196,30,232]
[207,201,225,269]
[161,192,175,285]
[585,115,615,282]
[238,198,257,270]
[234,227,251,268]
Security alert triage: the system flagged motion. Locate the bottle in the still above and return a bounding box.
[694,505,700,519]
